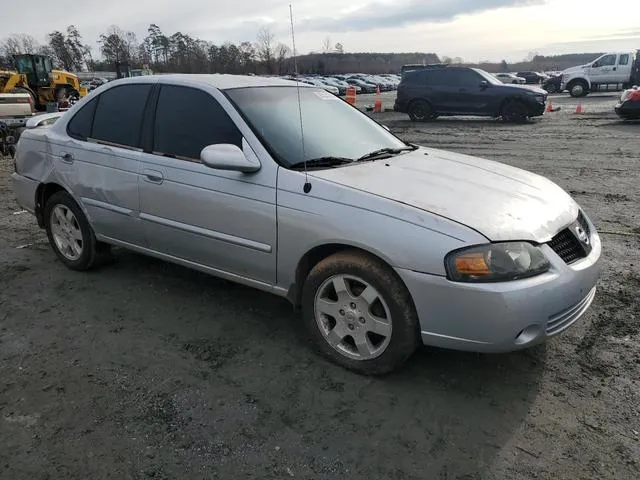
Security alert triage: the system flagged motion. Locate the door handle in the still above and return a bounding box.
[60,152,73,163]
[143,169,164,184]
[613,67,617,71]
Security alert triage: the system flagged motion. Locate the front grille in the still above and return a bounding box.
[547,228,585,264]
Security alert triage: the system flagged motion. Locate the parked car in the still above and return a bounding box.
[493,73,526,84]
[394,66,548,123]
[345,77,377,93]
[615,86,640,120]
[326,77,361,93]
[542,74,563,94]
[316,77,347,95]
[12,74,601,374]
[516,71,549,84]
[297,78,340,96]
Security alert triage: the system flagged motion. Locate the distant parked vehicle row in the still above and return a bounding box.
[279,73,401,97]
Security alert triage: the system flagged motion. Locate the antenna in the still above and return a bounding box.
[289,4,311,193]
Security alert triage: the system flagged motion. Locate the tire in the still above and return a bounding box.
[568,80,588,98]
[301,250,420,375]
[501,100,529,123]
[544,83,557,94]
[408,100,433,122]
[44,191,111,271]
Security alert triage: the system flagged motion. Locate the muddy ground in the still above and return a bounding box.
[0,93,638,479]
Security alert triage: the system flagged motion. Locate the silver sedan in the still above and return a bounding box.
[11,74,601,374]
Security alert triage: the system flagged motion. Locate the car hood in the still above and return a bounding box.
[562,65,589,75]
[498,84,548,95]
[309,147,578,243]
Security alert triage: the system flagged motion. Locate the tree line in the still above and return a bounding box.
[0,24,606,76]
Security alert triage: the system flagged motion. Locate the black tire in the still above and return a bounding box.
[568,80,588,98]
[544,83,557,94]
[44,191,111,271]
[501,100,529,123]
[408,100,433,122]
[301,250,420,375]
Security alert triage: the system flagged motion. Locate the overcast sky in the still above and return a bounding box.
[5,0,639,62]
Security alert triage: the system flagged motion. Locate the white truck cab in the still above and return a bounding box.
[561,51,639,97]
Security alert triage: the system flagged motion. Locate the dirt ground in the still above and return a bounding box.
[1,92,639,480]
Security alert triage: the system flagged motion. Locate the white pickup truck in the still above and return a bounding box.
[561,50,640,97]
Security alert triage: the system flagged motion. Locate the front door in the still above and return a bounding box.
[589,53,618,84]
[138,84,278,285]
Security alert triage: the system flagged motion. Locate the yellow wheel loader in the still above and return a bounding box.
[0,54,88,111]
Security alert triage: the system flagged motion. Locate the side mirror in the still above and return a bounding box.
[200,143,261,173]
[479,80,489,89]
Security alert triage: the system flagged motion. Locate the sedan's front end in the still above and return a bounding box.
[615,87,640,120]
[397,210,601,352]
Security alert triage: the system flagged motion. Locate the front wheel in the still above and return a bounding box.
[44,191,111,271]
[301,250,420,375]
[501,100,529,123]
[568,80,588,98]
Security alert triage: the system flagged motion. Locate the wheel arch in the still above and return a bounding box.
[35,182,72,228]
[287,242,412,310]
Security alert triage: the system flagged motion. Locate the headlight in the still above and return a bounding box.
[445,242,550,283]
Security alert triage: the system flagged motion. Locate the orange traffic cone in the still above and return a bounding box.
[574,103,584,114]
[374,85,382,113]
[545,99,553,112]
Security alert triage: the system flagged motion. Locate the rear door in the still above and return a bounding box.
[614,53,632,83]
[137,84,278,284]
[50,83,151,246]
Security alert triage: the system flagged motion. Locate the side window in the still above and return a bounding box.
[593,54,616,68]
[424,70,451,85]
[619,54,629,66]
[91,84,152,148]
[153,85,242,161]
[67,97,97,141]
[451,69,482,87]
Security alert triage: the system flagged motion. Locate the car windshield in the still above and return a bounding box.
[473,69,503,85]
[226,86,408,168]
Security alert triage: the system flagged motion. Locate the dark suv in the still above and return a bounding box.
[394,66,548,123]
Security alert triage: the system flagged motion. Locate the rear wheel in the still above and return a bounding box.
[44,191,111,271]
[408,100,433,122]
[301,250,420,375]
[501,100,529,123]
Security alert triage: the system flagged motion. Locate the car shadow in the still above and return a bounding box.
[85,249,546,479]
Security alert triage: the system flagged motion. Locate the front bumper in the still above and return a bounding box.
[11,172,39,214]
[396,220,602,353]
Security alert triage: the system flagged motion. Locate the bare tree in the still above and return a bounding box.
[0,34,40,56]
[256,26,276,73]
[276,43,290,74]
[322,36,332,53]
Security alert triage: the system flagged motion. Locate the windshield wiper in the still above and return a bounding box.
[289,156,354,170]
[356,145,417,162]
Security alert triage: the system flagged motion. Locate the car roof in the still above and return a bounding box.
[102,73,313,91]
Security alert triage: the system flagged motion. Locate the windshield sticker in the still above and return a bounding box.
[313,90,338,100]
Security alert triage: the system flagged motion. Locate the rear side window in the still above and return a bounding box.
[405,69,451,85]
[152,85,242,161]
[67,97,97,141]
[91,84,152,148]
[619,54,630,66]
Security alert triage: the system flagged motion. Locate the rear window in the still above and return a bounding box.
[91,84,152,148]
[67,97,97,141]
